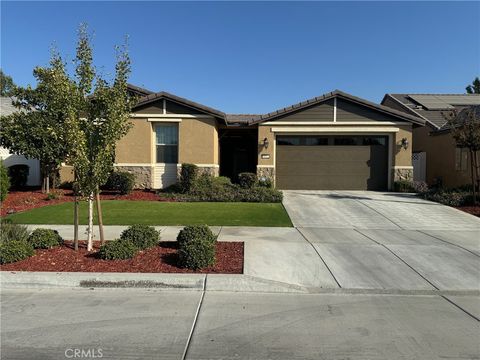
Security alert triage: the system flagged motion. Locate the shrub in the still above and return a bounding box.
[238,172,257,189]
[7,164,29,188]
[238,187,283,202]
[103,171,135,195]
[178,237,216,270]
[0,240,35,264]
[214,176,232,186]
[120,224,160,250]
[177,225,216,247]
[421,190,470,207]
[257,177,273,188]
[98,239,138,260]
[0,161,10,202]
[0,219,29,243]
[27,228,63,249]
[180,163,199,193]
[394,180,415,193]
[413,181,429,194]
[45,191,60,201]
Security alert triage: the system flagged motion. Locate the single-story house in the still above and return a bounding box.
[61,85,425,191]
[0,97,41,186]
[381,93,480,187]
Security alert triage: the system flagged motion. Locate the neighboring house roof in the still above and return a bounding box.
[0,96,18,116]
[436,104,480,133]
[382,93,480,130]
[133,91,226,120]
[248,90,425,125]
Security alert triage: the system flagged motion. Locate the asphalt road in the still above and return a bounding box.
[1,288,479,360]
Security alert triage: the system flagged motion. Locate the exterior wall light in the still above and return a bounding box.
[263,137,269,149]
[401,137,409,150]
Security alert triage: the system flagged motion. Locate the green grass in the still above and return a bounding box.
[6,201,293,227]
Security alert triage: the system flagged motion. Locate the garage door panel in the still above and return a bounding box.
[277,162,370,176]
[275,139,388,190]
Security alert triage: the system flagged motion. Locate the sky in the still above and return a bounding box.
[1,1,479,114]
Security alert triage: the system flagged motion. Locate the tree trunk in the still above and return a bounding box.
[87,193,94,251]
[45,175,50,194]
[473,150,479,206]
[74,196,79,251]
[96,190,105,245]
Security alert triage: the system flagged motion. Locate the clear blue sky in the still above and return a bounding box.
[1,1,479,114]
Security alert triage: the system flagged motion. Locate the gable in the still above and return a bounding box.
[133,99,203,115]
[336,98,404,122]
[270,99,334,122]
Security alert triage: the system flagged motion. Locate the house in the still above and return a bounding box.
[60,85,425,191]
[0,97,41,186]
[381,93,480,187]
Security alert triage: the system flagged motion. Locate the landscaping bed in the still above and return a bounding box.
[1,189,172,216]
[455,206,480,217]
[0,240,243,274]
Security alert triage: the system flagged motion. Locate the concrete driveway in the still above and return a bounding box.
[219,191,480,290]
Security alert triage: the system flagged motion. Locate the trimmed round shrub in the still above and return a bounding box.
[7,164,29,188]
[177,225,216,247]
[0,161,10,202]
[0,219,29,243]
[98,239,138,260]
[103,171,135,195]
[0,240,35,264]
[180,163,199,193]
[178,237,216,270]
[27,229,63,249]
[120,224,160,250]
[238,172,257,189]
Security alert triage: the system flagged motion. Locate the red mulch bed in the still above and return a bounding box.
[1,189,174,216]
[0,241,243,274]
[455,206,480,217]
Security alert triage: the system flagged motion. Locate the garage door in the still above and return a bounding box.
[276,135,388,190]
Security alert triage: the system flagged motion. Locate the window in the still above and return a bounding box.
[156,124,178,163]
[455,148,468,172]
[277,136,328,146]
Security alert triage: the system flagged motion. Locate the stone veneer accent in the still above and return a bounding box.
[393,167,413,182]
[114,166,153,189]
[257,166,275,181]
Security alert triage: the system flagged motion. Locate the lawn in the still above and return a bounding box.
[6,201,293,227]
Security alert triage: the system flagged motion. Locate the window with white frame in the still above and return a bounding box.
[155,124,178,163]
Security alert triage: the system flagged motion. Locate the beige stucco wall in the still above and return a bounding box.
[413,126,471,187]
[178,118,218,165]
[116,119,153,164]
[393,125,413,167]
[257,125,275,167]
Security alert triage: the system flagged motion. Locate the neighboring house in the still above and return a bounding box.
[382,93,480,187]
[60,85,425,191]
[0,97,41,186]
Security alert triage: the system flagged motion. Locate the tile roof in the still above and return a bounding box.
[437,105,480,132]
[384,93,480,129]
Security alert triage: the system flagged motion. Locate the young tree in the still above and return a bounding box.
[66,26,133,250]
[0,70,16,96]
[466,77,480,94]
[0,56,74,193]
[448,106,480,205]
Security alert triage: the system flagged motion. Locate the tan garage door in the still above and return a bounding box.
[276,136,388,190]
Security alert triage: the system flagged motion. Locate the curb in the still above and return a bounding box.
[0,271,308,293]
